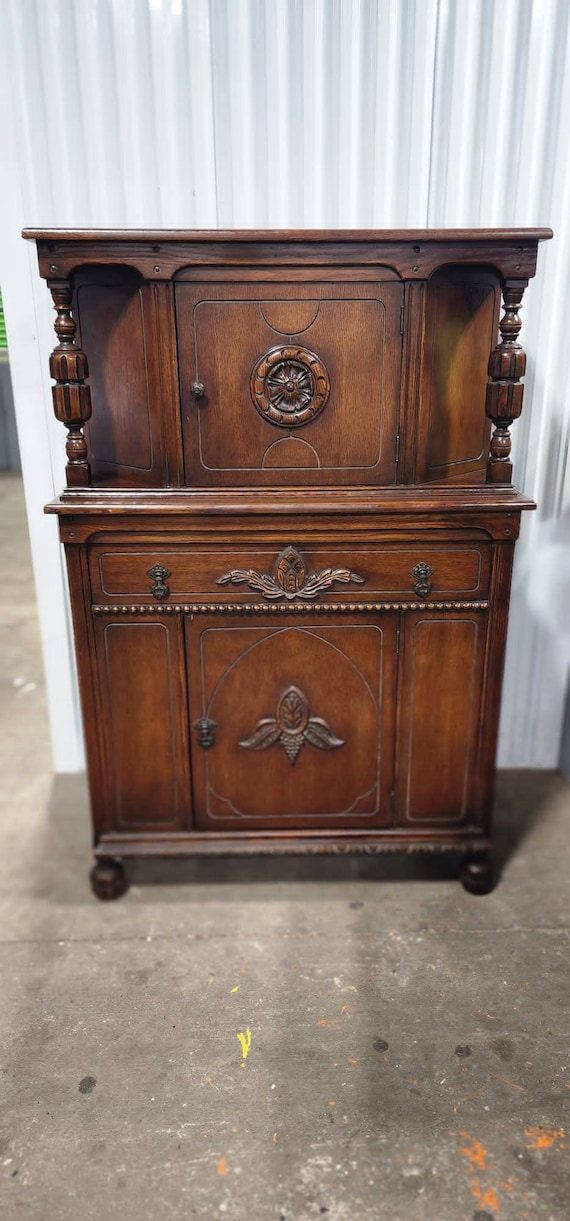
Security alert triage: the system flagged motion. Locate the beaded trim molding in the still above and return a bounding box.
[92,599,490,616]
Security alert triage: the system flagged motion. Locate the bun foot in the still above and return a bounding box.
[90,857,128,901]
[459,852,495,895]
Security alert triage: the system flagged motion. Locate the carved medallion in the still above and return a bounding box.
[240,685,344,764]
[250,345,330,428]
[216,544,365,600]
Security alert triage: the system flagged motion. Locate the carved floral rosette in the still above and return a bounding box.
[250,345,330,428]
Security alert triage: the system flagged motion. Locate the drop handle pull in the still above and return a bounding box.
[191,381,206,401]
[147,563,171,600]
[411,562,433,598]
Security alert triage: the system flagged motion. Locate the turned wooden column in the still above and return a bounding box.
[48,279,92,487]
[485,279,528,484]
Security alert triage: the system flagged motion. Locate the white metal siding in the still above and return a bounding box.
[0,0,568,770]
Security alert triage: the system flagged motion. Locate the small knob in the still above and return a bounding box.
[191,381,206,400]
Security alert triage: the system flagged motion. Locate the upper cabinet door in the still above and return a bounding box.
[176,278,403,487]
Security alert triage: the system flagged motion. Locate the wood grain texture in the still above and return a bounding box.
[24,229,548,885]
[186,615,396,831]
[176,281,402,487]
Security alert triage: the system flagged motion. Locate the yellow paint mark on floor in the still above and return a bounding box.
[237,1028,252,1062]
[217,1155,228,1176]
[231,985,240,993]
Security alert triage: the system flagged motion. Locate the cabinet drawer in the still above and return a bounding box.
[89,541,491,604]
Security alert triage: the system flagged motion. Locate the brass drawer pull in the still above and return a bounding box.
[147,564,171,600]
[411,562,433,598]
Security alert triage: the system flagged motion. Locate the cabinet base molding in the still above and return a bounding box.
[91,835,494,899]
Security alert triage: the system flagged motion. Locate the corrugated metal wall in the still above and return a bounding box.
[0,0,568,770]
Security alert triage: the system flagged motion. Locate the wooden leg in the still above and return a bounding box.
[90,857,128,901]
[459,851,495,895]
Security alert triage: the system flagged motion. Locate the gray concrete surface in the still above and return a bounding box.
[0,471,569,1221]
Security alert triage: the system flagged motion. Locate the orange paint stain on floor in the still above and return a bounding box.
[471,1181,501,1213]
[458,1132,503,1216]
[524,1126,565,1150]
[459,1132,488,1171]
[217,1156,229,1176]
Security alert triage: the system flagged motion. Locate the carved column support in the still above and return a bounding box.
[485,279,528,484]
[48,279,92,487]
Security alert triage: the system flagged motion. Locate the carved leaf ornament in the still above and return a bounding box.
[240,685,344,764]
[217,545,365,601]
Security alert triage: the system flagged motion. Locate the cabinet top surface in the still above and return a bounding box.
[23,227,552,243]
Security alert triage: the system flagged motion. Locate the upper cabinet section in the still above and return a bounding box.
[24,229,552,493]
[176,275,402,487]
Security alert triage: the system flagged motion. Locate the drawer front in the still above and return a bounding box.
[90,541,491,605]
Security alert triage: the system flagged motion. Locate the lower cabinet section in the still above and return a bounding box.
[94,616,191,830]
[396,612,488,825]
[186,614,398,830]
[90,604,491,839]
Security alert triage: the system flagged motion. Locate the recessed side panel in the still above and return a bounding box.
[186,615,397,829]
[94,617,191,829]
[419,268,500,483]
[397,613,488,825]
[176,281,403,486]
[75,272,167,485]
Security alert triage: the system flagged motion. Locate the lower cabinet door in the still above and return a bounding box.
[397,611,488,826]
[186,614,397,830]
[93,617,192,831]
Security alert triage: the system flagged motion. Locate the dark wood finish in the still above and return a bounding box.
[88,540,491,603]
[486,280,528,483]
[24,228,551,896]
[48,280,92,487]
[176,279,403,486]
[186,613,397,830]
[92,614,191,831]
[397,611,488,825]
[419,268,499,483]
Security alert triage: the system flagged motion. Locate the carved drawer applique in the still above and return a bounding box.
[239,685,344,764]
[216,544,365,600]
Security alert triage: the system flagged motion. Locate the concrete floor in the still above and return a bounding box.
[0,470,569,1221]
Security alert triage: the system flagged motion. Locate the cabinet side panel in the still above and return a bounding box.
[75,277,167,486]
[419,269,499,483]
[96,619,191,829]
[399,614,486,823]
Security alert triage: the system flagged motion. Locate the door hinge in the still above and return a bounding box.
[395,434,400,466]
[400,302,405,334]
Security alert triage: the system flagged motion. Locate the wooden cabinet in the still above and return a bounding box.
[24,226,551,897]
